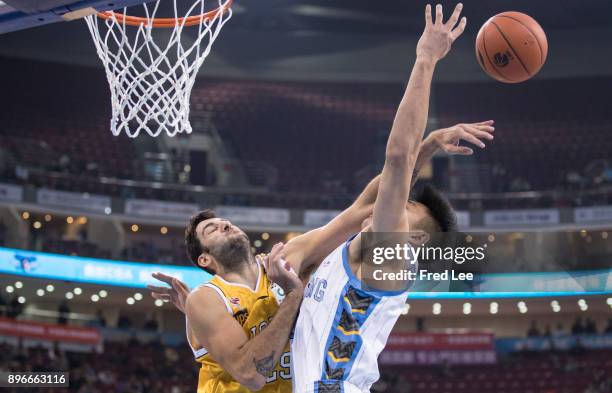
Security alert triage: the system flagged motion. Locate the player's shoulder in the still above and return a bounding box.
[186,283,225,310]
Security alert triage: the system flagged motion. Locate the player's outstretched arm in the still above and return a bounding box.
[282,21,479,277]
[373,3,466,232]
[186,243,303,391]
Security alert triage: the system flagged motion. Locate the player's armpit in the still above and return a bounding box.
[185,287,266,391]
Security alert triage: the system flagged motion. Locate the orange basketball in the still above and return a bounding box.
[475,12,548,83]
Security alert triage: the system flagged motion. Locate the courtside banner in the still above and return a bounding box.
[215,206,290,226]
[455,211,470,228]
[303,210,341,227]
[484,209,560,226]
[0,317,101,345]
[304,210,471,228]
[496,334,612,354]
[37,189,111,214]
[125,199,200,220]
[574,205,612,223]
[380,332,496,365]
[0,183,23,202]
[0,247,211,289]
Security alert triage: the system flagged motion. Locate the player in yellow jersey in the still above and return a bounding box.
[189,251,292,393]
[149,117,493,392]
[182,216,303,392]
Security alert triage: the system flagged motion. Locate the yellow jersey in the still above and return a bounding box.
[187,261,292,393]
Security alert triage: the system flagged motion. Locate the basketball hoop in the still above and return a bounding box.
[85,0,233,138]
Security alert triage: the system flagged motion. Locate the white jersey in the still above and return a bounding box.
[291,236,411,393]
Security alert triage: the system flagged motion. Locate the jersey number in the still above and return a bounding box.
[250,320,292,383]
[265,351,292,382]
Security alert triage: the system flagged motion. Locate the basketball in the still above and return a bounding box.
[476,12,548,83]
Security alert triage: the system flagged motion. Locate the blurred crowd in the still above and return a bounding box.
[0,339,609,393]
[0,340,197,393]
[527,318,612,338]
[372,350,612,393]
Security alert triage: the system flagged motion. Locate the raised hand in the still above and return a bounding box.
[428,120,495,155]
[148,272,190,313]
[417,3,467,63]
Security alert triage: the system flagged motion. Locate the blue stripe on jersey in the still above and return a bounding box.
[314,380,344,393]
[319,281,380,385]
[341,235,409,297]
[315,235,411,391]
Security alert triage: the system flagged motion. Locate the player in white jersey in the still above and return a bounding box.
[290,4,468,393]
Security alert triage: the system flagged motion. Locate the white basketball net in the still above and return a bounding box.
[85,0,232,137]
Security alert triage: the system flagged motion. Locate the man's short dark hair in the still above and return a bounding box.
[412,185,458,233]
[185,209,217,274]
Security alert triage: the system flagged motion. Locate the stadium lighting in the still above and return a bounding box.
[487,234,495,242]
[73,287,82,295]
[17,296,26,304]
[126,297,135,305]
[465,235,473,243]
[155,299,164,307]
[131,224,139,232]
[262,233,270,240]
[160,226,168,234]
[489,302,499,314]
[46,284,54,292]
[578,299,588,311]
[21,211,30,220]
[91,294,100,302]
[6,286,14,293]
[254,240,262,248]
[15,281,23,289]
[65,292,74,300]
[104,207,112,215]
[134,293,143,301]
[401,304,410,315]
[33,221,42,229]
[433,303,442,315]
[78,216,88,225]
[607,298,612,306]
[551,300,561,312]
[602,232,609,240]
[463,302,472,315]
[66,216,74,224]
[36,289,45,296]
[580,229,587,237]
[44,214,52,222]
[99,290,108,298]
[517,301,528,313]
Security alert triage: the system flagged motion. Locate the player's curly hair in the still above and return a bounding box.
[185,209,217,274]
[412,185,458,233]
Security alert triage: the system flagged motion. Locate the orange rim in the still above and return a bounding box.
[97,0,233,28]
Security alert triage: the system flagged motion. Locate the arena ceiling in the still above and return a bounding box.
[0,0,611,81]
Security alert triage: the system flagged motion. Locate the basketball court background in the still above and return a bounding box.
[0,0,611,392]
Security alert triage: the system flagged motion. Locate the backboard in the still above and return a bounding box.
[0,0,149,34]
